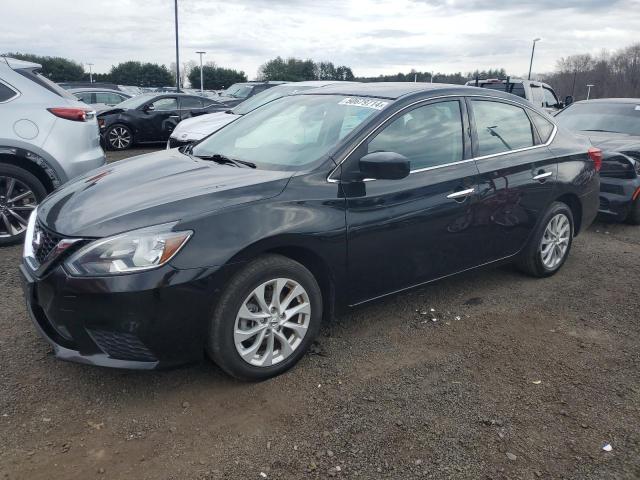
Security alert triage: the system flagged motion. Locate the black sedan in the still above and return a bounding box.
[21,83,599,380]
[555,98,640,223]
[97,93,228,150]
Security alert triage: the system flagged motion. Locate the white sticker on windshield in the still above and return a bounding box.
[339,97,389,110]
[635,105,640,111]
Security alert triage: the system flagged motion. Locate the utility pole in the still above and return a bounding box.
[174,0,181,92]
[196,51,206,92]
[86,63,94,83]
[528,38,541,80]
[586,84,594,100]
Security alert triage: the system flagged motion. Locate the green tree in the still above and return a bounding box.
[258,57,317,81]
[187,65,247,90]
[4,52,84,82]
[109,61,173,87]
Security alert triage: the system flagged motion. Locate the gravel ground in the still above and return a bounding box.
[1,148,639,479]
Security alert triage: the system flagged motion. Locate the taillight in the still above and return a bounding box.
[588,147,602,172]
[47,107,95,122]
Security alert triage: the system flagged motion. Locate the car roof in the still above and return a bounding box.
[297,82,525,102]
[572,98,640,105]
[68,87,128,94]
[2,57,42,70]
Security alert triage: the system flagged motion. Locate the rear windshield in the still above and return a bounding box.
[476,82,526,99]
[556,102,640,136]
[16,68,76,99]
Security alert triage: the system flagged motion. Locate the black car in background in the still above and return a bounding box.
[98,93,228,150]
[555,98,640,223]
[217,81,287,107]
[21,83,599,380]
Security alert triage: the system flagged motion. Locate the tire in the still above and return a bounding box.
[206,254,323,381]
[516,201,574,277]
[0,163,47,246]
[106,124,133,150]
[625,197,640,225]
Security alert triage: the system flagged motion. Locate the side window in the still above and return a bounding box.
[543,88,559,108]
[530,111,555,143]
[151,97,178,111]
[0,82,17,102]
[368,100,464,170]
[529,85,544,107]
[180,96,203,109]
[470,100,534,156]
[74,91,93,104]
[95,92,126,105]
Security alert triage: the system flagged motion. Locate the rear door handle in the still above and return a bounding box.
[533,171,553,181]
[447,187,475,200]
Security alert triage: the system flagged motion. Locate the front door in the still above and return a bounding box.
[144,96,180,141]
[343,98,482,304]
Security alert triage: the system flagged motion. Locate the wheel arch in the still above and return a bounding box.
[555,192,583,235]
[0,149,59,193]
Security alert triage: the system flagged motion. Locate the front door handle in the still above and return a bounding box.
[447,187,475,201]
[533,171,553,181]
[169,115,180,119]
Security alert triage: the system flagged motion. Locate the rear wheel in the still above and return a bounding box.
[625,197,640,225]
[206,254,322,381]
[517,201,574,277]
[106,124,133,150]
[0,164,46,246]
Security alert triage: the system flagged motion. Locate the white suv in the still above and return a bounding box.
[0,57,106,245]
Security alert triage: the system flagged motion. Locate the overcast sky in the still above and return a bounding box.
[4,0,639,79]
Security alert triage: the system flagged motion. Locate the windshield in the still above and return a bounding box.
[556,102,640,136]
[192,95,387,171]
[223,84,253,98]
[233,85,314,115]
[113,94,156,110]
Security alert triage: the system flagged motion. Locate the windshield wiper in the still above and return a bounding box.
[194,153,256,169]
[582,129,620,133]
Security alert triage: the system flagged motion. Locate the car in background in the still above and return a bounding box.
[97,93,229,150]
[21,83,599,379]
[217,81,287,107]
[168,81,357,149]
[466,78,567,114]
[555,98,640,223]
[0,57,105,245]
[69,87,131,109]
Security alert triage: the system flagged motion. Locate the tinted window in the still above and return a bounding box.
[95,92,127,105]
[471,100,534,156]
[543,88,559,108]
[0,82,17,102]
[530,111,555,143]
[180,96,203,109]
[556,102,640,136]
[477,82,526,99]
[151,97,178,111]
[74,91,93,104]
[530,86,544,107]
[368,100,464,170]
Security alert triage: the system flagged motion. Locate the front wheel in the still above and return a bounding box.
[516,201,574,277]
[206,254,323,381]
[106,124,133,150]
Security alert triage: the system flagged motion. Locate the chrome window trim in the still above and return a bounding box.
[0,79,21,104]
[327,93,558,183]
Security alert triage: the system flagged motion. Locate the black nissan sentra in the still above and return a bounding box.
[20,83,600,380]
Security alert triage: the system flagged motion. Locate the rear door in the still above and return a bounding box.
[467,98,558,263]
[344,98,482,303]
[178,96,205,120]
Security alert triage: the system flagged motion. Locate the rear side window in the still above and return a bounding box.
[471,100,534,156]
[180,96,203,109]
[477,82,526,99]
[543,88,559,109]
[368,100,464,170]
[16,68,76,99]
[0,81,18,102]
[95,92,127,105]
[74,91,93,104]
[530,111,555,143]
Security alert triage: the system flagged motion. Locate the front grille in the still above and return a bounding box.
[33,223,64,264]
[87,329,157,362]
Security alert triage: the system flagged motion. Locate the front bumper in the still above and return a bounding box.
[599,177,640,221]
[19,260,226,370]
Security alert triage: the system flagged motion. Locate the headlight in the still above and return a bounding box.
[23,207,38,259]
[65,223,192,276]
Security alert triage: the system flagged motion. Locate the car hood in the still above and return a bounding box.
[585,132,640,154]
[38,149,292,238]
[172,112,240,139]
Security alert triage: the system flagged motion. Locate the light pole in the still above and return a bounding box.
[86,63,94,83]
[431,71,434,83]
[527,37,541,80]
[174,0,181,92]
[196,51,206,92]
[586,84,594,100]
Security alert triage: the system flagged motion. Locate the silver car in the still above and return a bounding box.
[69,87,131,110]
[0,57,106,245]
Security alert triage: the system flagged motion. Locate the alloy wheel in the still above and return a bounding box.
[0,176,37,239]
[539,213,570,270]
[234,278,311,367]
[108,126,132,149]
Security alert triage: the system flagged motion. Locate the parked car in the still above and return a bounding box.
[465,78,568,114]
[0,57,105,246]
[21,83,599,379]
[168,81,357,149]
[97,93,229,150]
[555,98,640,223]
[69,87,131,109]
[217,81,287,108]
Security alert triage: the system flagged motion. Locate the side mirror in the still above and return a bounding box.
[144,104,155,112]
[564,95,574,107]
[359,151,410,180]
